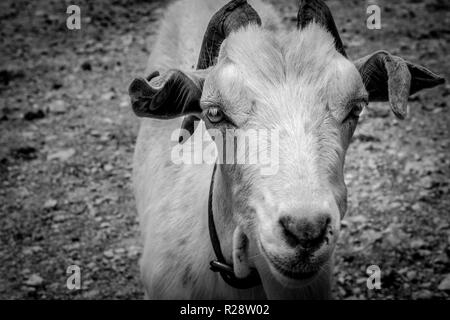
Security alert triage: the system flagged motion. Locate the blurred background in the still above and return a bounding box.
[0,0,449,299]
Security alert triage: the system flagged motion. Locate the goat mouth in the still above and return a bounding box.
[271,263,317,280]
[260,245,319,281]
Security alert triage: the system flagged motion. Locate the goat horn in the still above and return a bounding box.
[297,0,347,57]
[179,0,261,144]
[197,0,261,69]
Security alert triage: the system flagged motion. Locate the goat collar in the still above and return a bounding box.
[208,163,262,289]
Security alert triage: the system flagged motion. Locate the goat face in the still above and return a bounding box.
[199,24,365,286]
[129,0,444,289]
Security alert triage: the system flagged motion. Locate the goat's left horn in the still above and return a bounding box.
[297,0,347,57]
[196,0,261,69]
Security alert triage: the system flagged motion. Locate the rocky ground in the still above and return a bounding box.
[0,0,449,299]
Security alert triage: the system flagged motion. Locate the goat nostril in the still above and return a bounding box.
[278,214,331,249]
[279,217,300,248]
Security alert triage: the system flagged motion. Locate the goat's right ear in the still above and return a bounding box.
[128,70,205,119]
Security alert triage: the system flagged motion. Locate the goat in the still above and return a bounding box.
[128,0,444,299]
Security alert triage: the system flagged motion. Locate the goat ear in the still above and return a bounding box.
[128,70,205,119]
[354,50,445,119]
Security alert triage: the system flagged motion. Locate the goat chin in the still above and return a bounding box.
[253,252,333,300]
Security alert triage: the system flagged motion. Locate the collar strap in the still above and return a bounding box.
[208,163,262,289]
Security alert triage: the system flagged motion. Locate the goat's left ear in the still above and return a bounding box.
[354,50,445,119]
[128,69,206,119]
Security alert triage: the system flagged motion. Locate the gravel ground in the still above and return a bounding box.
[0,0,449,299]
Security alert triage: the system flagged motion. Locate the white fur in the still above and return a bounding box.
[134,0,364,299]
[135,0,283,300]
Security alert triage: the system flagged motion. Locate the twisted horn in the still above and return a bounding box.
[197,0,261,69]
[297,0,347,57]
[180,0,261,143]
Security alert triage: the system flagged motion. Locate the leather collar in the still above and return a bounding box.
[208,163,262,289]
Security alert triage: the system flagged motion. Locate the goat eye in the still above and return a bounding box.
[206,107,224,123]
[346,100,367,121]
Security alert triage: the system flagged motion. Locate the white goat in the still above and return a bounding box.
[129,0,444,299]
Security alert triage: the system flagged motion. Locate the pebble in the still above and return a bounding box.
[47,148,75,161]
[438,274,450,291]
[43,199,58,209]
[22,246,43,255]
[83,289,100,299]
[115,248,125,254]
[48,100,67,114]
[101,92,115,101]
[103,250,114,258]
[406,271,417,280]
[434,253,449,264]
[119,100,129,108]
[100,222,111,229]
[53,214,68,222]
[412,290,433,300]
[24,274,44,287]
[410,239,426,249]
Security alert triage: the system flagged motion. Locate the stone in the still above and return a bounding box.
[24,274,43,287]
[438,274,450,291]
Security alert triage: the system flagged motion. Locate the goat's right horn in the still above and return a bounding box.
[196,0,261,70]
[297,0,347,57]
[179,0,261,144]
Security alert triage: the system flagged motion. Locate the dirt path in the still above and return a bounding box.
[0,0,449,299]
